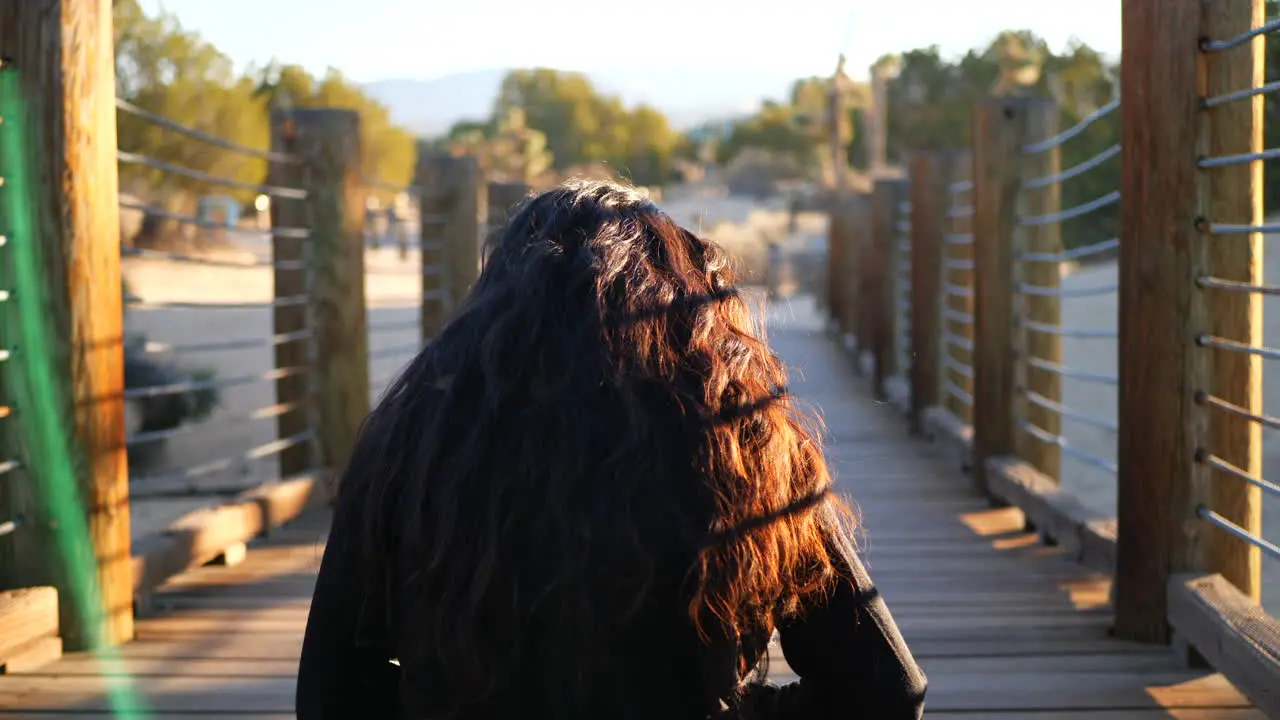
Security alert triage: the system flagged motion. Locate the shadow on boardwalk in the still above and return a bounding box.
[0,295,1261,717]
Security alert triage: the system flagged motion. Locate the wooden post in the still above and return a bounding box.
[415,155,452,341]
[0,0,132,649]
[1115,0,1263,642]
[270,109,369,500]
[847,195,871,376]
[1017,100,1064,482]
[871,179,906,397]
[971,98,1033,497]
[908,151,951,434]
[1202,0,1264,605]
[487,181,529,235]
[826,196,846,329]
[447,157,485,309]
[944,153,977,427]
[268,120,311,480]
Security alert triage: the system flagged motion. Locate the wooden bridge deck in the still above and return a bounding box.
[0,297,1264,718]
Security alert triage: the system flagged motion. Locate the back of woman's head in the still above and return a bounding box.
[352,178,848,711]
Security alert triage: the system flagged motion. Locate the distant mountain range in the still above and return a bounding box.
[361,68,802,137]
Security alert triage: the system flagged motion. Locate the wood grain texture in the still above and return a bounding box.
[1017,100,1064,482]
[907,152,950,434]
[272,110,369,500]
[1115,0,1212,643]
[871,179,908,393]
[446,156,483,311]
[267,115,312,478]
[971,98,1032,498]
[1168,572,1280,716]
[1201,0,1265,603]
[0,0,133,649]
[415,155,452,341]
[944,152,977,427]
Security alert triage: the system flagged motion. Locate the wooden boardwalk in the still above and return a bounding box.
[0,297,1264,717]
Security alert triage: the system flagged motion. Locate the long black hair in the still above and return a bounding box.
[345,179,851,713]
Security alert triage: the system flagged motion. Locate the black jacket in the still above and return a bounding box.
[297,470,926,719]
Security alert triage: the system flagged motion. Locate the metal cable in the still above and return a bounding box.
[1019,190,1120,226]
[1018,281,1119,298]
[1202,79,1280,109]
[1198,450,1280,502]
[1197,507,1280,561]
[944,233,974,245]
[127,400,308,447]
[947,206,974,219]
[1199,147,1280,169]
[1196,390,1280,431]
[1023,320,1117,338]
[115,98,298,164]
[117,150,307,200]
[1026,357,1119,385]
[949,180,973,194]
[1020,237,1119,264]
[125,294,310,310]
[944,379,974,406]
[121,246,308,271]
[1023,390,1119,433]
[122,365,305,401]
[1196,276,1280,296]
[941,281,974,298]
[1197,334,1280,362]
[1022,144,1121,190]
[1018,419,1118,473]
[1022,99,1121,154]
[1200,17,1280,52]
[140,330,311,355]
[127,431,314,489]
[120,200,310,240]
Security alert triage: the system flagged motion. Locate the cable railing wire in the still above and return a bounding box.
[1021,99,1121,154]
[1022,144,1121,190]
[1200,16,1280,53]
[116,98,298,164]
[117,150,307,200]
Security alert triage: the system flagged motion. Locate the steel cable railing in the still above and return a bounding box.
[1015,100,1122,479]
[0,83,24,541]
[115,98,317,500]
[940,176,976,421]
[363,185,447,392]
[893,200,912,381]
[1189,19,1280,565]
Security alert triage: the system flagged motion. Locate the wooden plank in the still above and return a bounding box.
[985,455,1118,572]
[1168,573,1280,716]
[130,474,322,597]
[0,588,60,672]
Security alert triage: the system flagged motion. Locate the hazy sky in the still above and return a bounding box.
[138,0,1122,84]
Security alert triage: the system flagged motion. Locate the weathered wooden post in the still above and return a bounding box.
[447,157,485,309]
[871,178,909,397]
[1017,100,1064,482]
[487,181,529,236]
[847,195,872,376]
[0,0,133,649]
[827,193,849,334]
[907,151,951,434]
[416,155,452,341]
[970,97,1033,498]
[944,154,977,429]
[1115,0,1264,642]
[269,109,369,501]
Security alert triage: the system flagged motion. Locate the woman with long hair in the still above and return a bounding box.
[296,180,926,719]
